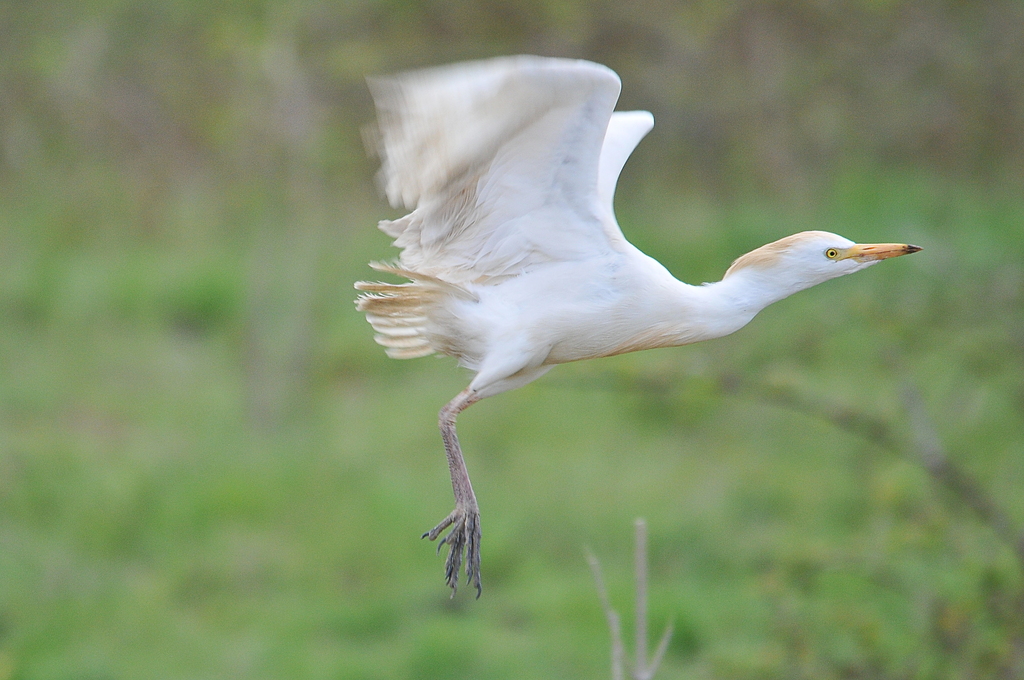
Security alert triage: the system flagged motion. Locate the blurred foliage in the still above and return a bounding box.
[1,1,1024,679]
[3,0,1024,196]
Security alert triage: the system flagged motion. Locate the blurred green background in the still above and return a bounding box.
[2,1,1024,678]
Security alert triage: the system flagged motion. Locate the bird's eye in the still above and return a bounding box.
[825,248,839,259]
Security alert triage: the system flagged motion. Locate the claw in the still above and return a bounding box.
[423,505,481,596]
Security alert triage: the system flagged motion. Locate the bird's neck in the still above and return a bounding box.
[712,266,809,314]
[658,267,805,345]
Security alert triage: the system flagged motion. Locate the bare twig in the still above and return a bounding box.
[580,368,1024,675]
[901,385,1024,570]
[649,620,675,678]
[587,549,625,680]
[634,518,648,676]
[724,373,1024,575]
[588,519,675,680]
[585,367,1024,575]
[725,374,901,451]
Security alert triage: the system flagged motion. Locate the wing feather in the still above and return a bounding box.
[368,56,622,283]
[596,110,654,244]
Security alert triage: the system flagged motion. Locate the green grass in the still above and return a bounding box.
[2,156,1023,679]
[4,2,1024,675]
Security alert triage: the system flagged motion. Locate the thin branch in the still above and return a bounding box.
[649,619,675,678]
[589,520,675,680]
[634,518,648,676]
[587,548,625,680]
[725,373,1024,575]
[727,375,902,452]
[901,385,1024,570]
[588,367,1024,575]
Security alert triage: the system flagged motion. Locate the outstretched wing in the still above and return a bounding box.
[369,56,622,283]
[596,110,654,242]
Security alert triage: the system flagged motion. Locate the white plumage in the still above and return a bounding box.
[356,56,920,596]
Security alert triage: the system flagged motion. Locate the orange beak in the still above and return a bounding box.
[842,243,922,262]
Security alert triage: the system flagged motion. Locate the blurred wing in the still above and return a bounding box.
[596,111,654,243]
[369,56,621,282]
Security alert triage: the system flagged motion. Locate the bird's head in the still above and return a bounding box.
[725,230,922,282]
[724,230,921,299]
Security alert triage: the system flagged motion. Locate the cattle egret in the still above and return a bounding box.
[355,55,921,597]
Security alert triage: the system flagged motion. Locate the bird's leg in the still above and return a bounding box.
[423,387,483,597]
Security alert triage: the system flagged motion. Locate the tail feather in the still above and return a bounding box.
[355,293,425,312]
[386,346,436,360]
[368,261,477,301]
[369,323,421,338]
[374,334,431,350]
[355,263,473,360]
[365,313,428,328]
[353,281,415,294]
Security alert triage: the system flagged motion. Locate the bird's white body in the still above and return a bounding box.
[356,55,919,595]
[438,252,740,392]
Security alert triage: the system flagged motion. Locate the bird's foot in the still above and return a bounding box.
[422,504,482,598]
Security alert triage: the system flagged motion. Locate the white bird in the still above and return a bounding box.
[355,55,920,597]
